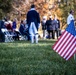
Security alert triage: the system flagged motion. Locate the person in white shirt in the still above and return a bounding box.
[67,10,74,25]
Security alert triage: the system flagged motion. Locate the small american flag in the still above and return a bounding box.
[52,20,76,60]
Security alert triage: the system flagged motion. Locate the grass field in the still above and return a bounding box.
[0,39,76,75]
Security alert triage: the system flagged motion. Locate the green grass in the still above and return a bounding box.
[0,39,76,75]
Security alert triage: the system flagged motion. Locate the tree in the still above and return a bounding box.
[0,0,12,19]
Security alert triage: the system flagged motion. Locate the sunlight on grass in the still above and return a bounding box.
[0,40,76,75]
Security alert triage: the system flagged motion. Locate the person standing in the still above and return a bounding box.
[52,15,59,39]
[26,4,40,44]
[41,16,47,39]
[57,19,61,36]
[46,16,54,39]
[67,10,74,25]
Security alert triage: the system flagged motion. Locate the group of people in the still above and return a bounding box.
[20,4,40,43]
[0,17,18,42]
[0,4,75,44]
[41,15,60,39]
[0,4,40,43]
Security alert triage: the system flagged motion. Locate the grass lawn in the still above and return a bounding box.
[0,39,76,75]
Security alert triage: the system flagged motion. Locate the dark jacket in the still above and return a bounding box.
[57,19,60,28]
[27,9,40,30]
[46,19,53,31]
[19,24,25,35]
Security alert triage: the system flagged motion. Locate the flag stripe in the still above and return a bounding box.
[52,31,66,49]
[66,49,76,60]
[58,32,71,54]
[52,20,76,60]
[63,38,75,59]
[64,41,76,59]
[55,31,70,53]
[66,48,76,60]
[53,31,68,52]
[52,31,65,49]
[52,32,76,60]
[53,31,67,51]
[61,36,75,57]
[59,33,73,55]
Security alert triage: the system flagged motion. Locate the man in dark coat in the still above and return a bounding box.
[26,4,40,43]
[46,16,54,39]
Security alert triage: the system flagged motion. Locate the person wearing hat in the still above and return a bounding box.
[26,4,40,43]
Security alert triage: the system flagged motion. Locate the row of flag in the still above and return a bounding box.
[52,20,76,60]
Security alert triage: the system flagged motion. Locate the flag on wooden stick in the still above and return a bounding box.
[52,20,76,60]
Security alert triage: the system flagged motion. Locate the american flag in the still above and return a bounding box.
[52,20,76,60]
